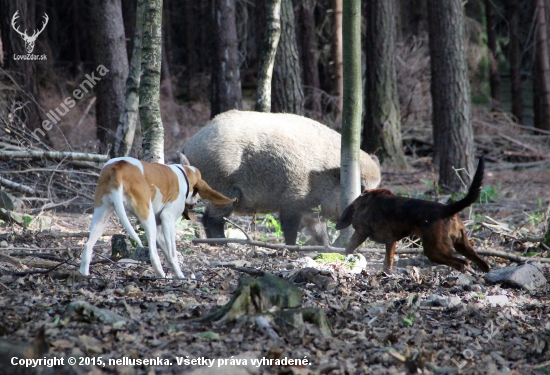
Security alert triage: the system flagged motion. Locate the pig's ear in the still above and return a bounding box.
[178,152,191,166]
[335,203,355,230]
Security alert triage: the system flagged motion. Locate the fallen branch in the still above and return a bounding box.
[0,150,108,163]
[0,176,36,194]
[193,238,550,264]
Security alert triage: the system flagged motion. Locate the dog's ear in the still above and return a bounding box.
[195,179,237,208]
[182,206,197,221]
[335,203,356,230]
[178,152,191,166]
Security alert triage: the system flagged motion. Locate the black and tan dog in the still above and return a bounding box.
[336,156,490,273]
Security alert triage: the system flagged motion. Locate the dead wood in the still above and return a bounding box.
[288,267,337,290]
[0,177,36,194]
[0,150,108,163]
[65,300,131,325]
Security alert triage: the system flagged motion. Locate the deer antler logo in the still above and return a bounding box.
[11,11,49,54]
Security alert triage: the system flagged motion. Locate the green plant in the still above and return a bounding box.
[399,312,415,327]
[129,223,148,247]
[261,214,283,239]
[478,184,500,204]
[314,253,346,263]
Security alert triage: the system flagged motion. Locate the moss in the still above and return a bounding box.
[314,253,346,263]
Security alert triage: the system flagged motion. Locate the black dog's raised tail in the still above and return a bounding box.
[444,155,485,217]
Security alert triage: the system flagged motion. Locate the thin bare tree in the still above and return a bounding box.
[255,0,282,112]
[139,0,164,163]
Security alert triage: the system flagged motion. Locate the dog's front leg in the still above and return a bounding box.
[383,242,397,273]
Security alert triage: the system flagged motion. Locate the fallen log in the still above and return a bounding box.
[193,238,550,264]
[0,150,108,163]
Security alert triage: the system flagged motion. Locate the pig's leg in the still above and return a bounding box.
[280,210,302,245]
[202,205,229,238]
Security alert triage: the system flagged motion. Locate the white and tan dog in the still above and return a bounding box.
[79,157,236,278]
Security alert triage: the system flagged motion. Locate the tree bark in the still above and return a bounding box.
[89,0,129,155]
[272,0,304,115]
[534,0,550,130]
[255,0,282,113]
[427,0,474,191]
[210,0,242,118]
[507,0,523,124]
[300,0,322,120]
[363,0,408,169]
[139,0,164,163]
[485,0,500,105]
[332,0,344,118]
[339,0,362,244]
[114,0,146,157]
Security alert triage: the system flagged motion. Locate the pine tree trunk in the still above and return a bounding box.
[300,0,322,120]
[114,0,146,157]
[485,0,500,105]
[139,0,164,163]
[255,0,282,113]
[507,0,523,124]
[272,0,304,115]
[427,0,474,192]
[363,0,407,169]
[210,0,242,118]
[185,0,198,73]
[332,0,344,119]
[89,0,129,155]
[534,0,550,130]
[339,0,362,244]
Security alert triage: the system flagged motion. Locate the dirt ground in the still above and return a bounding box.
[1,158,550,375]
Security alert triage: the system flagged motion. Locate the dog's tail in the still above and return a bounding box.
[443,156,484,217]
[335,201,357,230]
[111,186,143,246]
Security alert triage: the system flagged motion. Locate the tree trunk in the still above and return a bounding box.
[507,0,523,124]
[185,0,198,73]
[427,0,474,192]
[332,0,343,119]
[70,0,81,77]
[114,0,146,157]
[485,0,500,105]
[339,0,362,244]
[363,0,408,169]
[534,0,550,130]
[139,0,164,163]
[89,0,129,155]
[272,0,304,115]
[300,0,322,120]
[255,0,282,113]
[210,0,242,118]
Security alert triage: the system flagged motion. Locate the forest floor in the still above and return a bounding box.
[1,160,550,375]
[1,97,550,374]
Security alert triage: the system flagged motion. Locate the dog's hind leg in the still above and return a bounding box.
[139,203,166,278]
[453,228,490,272]
[422,233,468,272]
[383,242,397,273]
[80,204,114,276]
